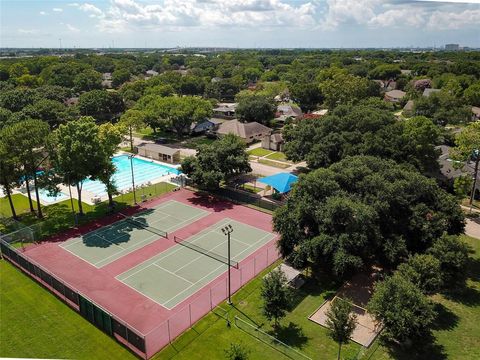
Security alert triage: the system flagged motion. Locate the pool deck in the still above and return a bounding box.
[9,152,181,206]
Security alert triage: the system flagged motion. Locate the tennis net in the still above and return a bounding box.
[119,213,168,238]
[173,236,239,268]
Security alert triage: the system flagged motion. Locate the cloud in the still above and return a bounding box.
[39,11,47,16]
[66,23,80,32]
[70,2,104,17]
[96,0,317,32]
[53,8,63,12]
[18,28,39,34]
[320,0,480,30]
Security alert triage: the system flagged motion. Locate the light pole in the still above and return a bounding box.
[129,154,137,205]
[221,224,234,305]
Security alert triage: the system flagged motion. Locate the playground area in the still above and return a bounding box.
[1,189,279,358]
[309,273,383,347]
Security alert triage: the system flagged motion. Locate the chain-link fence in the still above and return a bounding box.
[234,316,312,360]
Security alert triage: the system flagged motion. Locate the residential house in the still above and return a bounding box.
[423,88,441,97]
[403,100,414,117]
[473,107,480,121]
[145,70,159,78]
[135,143,180,164]
[64,97,79,107]
[275,103,302,122]
[216,120,272,143]
[384,90,406,103]
[374,79,397,92]
[190,119,217,134]
[262,133,284,152]
[211,77,222,83]
[400,69,412,76]
[213,102,237,119]
[101,73,112,88]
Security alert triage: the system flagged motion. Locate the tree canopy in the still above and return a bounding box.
[273,156,464,277]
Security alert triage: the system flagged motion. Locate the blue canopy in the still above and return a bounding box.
[258,173,298,194]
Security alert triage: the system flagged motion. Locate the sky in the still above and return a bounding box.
[1,0,479,49]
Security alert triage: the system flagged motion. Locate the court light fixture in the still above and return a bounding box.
[221,224,234,305]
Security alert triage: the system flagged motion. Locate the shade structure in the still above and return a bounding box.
[258,172,298,194]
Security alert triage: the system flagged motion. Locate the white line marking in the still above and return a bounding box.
[153,263,194,285]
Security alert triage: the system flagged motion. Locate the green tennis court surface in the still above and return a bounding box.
[116,218,275,309]
[60,201,209,268]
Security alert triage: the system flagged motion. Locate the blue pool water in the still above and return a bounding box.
[36,189,69,203]
[81,155,180,198]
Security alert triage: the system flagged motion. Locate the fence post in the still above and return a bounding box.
[254,257,257,275]
[189,304,192,326]
[167,319,171,343]
[210,288,213,310]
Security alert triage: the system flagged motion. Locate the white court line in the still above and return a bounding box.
[117,219,232,282]
[163,230,275,307]
[153,263,194,285]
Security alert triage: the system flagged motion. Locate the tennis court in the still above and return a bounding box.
[116,218,275,309]
[60,200,209,268]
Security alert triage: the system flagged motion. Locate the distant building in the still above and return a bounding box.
[275,103,302,122]
[135,143,180,164]
[213,103,237,119]
[216,120,271,143]
[384,90,406,103]
[145,70,159,78]
[403,100,414,117]
[445,44,460,51]
[262,133,284,152]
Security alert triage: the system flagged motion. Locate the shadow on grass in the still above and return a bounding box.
[381,333,447,360]
[431,303,459,331]
[269,322,309,349]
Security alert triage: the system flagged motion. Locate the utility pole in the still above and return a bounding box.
[129,154,137,205]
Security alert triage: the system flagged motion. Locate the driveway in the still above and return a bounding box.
[465,218,480,240]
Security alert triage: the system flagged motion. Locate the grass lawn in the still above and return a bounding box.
[265,152,288,162]
[248,148,274,157]
[0,182,177,239]
[258,159,291,169]
[242,184,263,193]
[0,261,137,360]
[181,136,216,149]
[364,234,480,360]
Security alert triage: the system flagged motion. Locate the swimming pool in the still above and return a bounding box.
[81,155,180,198]
[35,188,69,203]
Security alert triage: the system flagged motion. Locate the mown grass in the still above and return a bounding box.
[248,148,274,157]
[0,261,137,360]
[258,159,291,169]
[0,183,177,239]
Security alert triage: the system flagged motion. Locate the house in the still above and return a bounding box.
[216,120,272,143]
[211,77,222,83]
[275,103,302,122]
[384,90,406,103]
[135,143,180,164]
[274,89,291,103]
[423,88,441,97]
[213,102,237,119]
[64,97,79,107]
[311,109,328,117]
[190,119,216,134]
[145,70,159,78]
[400,69,412,76]
[403,100,414,116]
[262,133,284,152]
[374,79,396,92]
[473,107,480,121]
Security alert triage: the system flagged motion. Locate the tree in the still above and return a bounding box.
[451,121,480,205]
[112,68,131,88]
[181,134,251,191]
[319,71,371,109]
[260,268,290,329]
[283,103,440,173]
[141,96,212,136]
[290,82,323,112]
[428,234,470,289]
[273,156,464,277]
[20,99,70,129]
[0,88,37,112]
[454,175,473,199]
[9,63,29,78]
[325,297,357,360]
[368,274,436,343]
[73,69,102,92]
[397,254,443,294]
[0,107,13,129]
[464,82,480,106]
[48,117,103,215]
[0,133,21,219]
[96,123,123,209]
[118,109,146,151]
[78,90,125,121]
[224,343,249,360]
[235,93,276,124]
[1,119,50,218]
[368,64,401,80]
